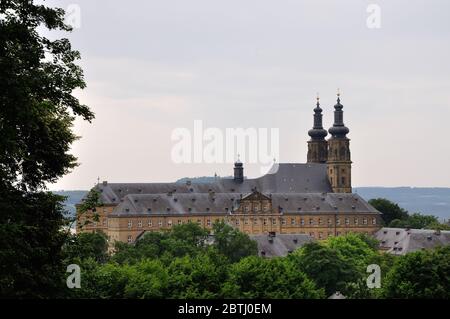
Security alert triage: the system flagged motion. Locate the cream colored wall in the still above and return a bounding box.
[79,206,381,244]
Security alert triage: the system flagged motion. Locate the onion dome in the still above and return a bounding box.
[328,89,349,138]
[308,94,328,140]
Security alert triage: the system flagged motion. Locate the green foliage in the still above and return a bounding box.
[0,1,93,191]
[63,231,109,263]
[389,213,450,230]
[382,246,450,298]
[0,188,68,298]
[325,233,378,271]
[166,251,228,298]
[0,0,92,298]
[212,221,258,263]
[124,259,169,298]
[222,256,324,298]
[77,188,103,214]
[111,223,209,264]
[63,229,450,299]
[369,198,449,230]
[368,198,408,226]
[290,242,359,296]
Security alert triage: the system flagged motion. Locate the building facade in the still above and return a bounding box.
[77,93,381,243]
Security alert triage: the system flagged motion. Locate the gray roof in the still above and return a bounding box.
[271,193,378,214]
[250,233,313,257]
[110,192,239,216]
[375,227,450,255]
[90,163,332,204]
[109,192,379,217]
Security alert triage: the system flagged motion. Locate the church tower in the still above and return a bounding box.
[233,156,244,183]
[307,95,328,163]
[327,90,352,193]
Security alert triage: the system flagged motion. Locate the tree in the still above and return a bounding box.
[76,188,103,228]
[212,221,258,263]
[0,189,68,298]
[368,198,408,225]
[389,213,450,230]
[382,246,450,298]
[222,256,324,298]
[166,251,228,298]
[63,231,109,263]
[124,259,169,298]
[0,1,93,297]
[290,242,359,296]
[325,233,378,270]
[111,223,209,264]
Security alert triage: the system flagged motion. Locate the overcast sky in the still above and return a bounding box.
[43,0,450,190]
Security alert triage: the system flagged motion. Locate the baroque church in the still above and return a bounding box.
[77,93,381,243]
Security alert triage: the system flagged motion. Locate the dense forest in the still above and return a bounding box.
[62,221,450,299]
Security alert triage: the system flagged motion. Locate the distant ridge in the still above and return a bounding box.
[355,187,450,220]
